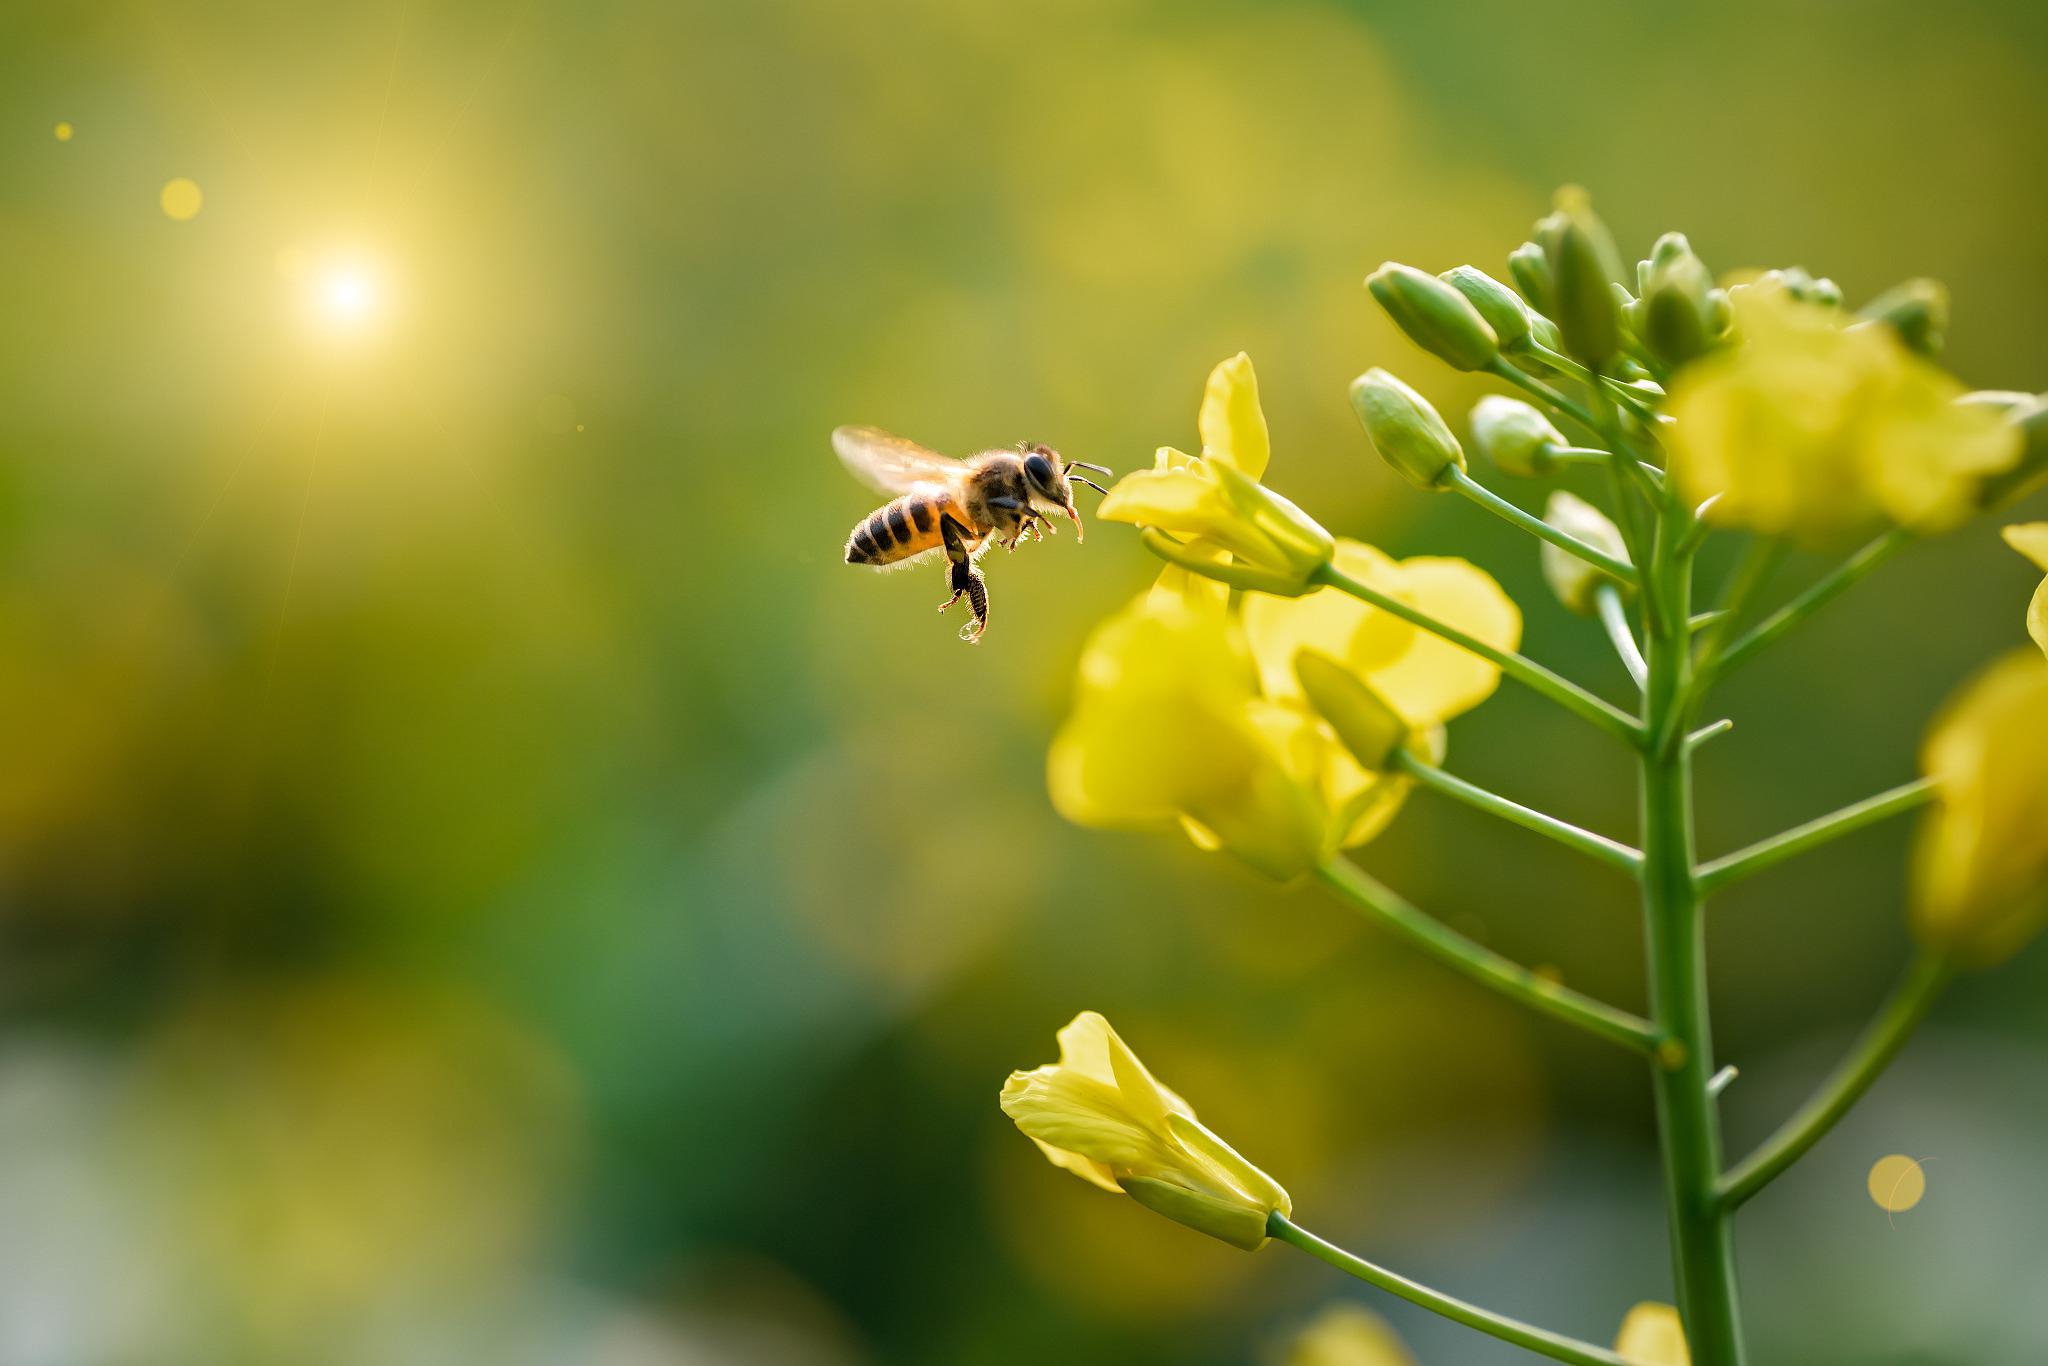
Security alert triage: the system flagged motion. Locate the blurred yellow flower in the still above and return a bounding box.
[1910,649,2048,963]
[2002,522,2048,657]
[1047,594,1362,879]
[1614,1302,1690,1365]
[1285,1303,1417,1366]
[1243,539,1522,729]
[1667,284,2019,541]
[999,1011,1291,1251]
[1101,353,1333,592]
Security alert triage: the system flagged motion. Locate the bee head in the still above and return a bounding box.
[1021,443,1112,542]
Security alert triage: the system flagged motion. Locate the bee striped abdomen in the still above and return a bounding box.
[845,492,947,566]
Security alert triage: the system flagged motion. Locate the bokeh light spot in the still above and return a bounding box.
[159,177,203,221]
[54,121,73,142]
[1868,1154,1927,1213]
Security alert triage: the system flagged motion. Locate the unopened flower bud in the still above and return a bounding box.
[1535,187,1626,372]
[1507,241,1556,316]
[1857,278,1949,357]
[1294,649,1408,772]
[1349,369,1465,488]
[1635,232,1722,369]
[1469,395,1566,477]
[1541,491,1630,614]
[1440,265,1532,350]
[1367,263,1500,371]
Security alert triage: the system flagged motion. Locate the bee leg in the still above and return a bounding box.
[937,514,990,642]
[986,495,1032,552]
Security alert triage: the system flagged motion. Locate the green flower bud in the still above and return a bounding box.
[1294,649,1408,772]
[1439,265,1532,350]
[1857,278,1949,357]
[1976,395,2048,509]
[1507,241,1556,316]
[1634,232,1722,369]
[1469,395,1566,477]
[1366,262,1500,371]
[1349,368,1465,488]
[1541,491,1631,614]
[1534,187,1626,372]
[1118,1176,1273,1251]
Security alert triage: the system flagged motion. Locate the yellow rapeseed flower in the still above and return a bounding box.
[1666,283,2019,541]
[1047,594,1332,880]
[998,1011,1291,1251]
[1614,1302,1690,1365]
[1242,539,1522,730]
[1100,353,1333,593]
[2002,522,2048,658]
[1910,649,2048,964]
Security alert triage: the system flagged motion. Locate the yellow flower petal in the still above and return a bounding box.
[1614,1302,1690,1365]
[2006,522,2048,572]
[1198,352,1270,480]
[1360,556,1522,727]
[1910,648,2048,963]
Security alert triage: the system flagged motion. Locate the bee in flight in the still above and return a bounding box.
[835,426,1110,643]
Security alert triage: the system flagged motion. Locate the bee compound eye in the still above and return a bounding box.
[1024,453,1055,487]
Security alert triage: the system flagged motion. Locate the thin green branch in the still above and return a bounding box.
[1517,340,1662,422]
[1719,953,1955,1210]
[1314,562,1643,746]
[1700,530,1912,689]
[1487,357,1601,433]
[1267,1214,1631,1366]
[1596,583,1649,690]
[1314,859,1662,1056]
[1391,748,1643,874]
[1444,467,1639,584]
[1695,778,1937,895]
[1685,718,1734,751]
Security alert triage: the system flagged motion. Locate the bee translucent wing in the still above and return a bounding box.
[833,425,965,497]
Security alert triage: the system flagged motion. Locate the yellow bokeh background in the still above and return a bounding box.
[1,1,2046,1362]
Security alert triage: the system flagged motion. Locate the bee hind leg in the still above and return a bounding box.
[937,515,990,643]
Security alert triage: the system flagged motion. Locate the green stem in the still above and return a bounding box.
[1487,358,1601,433]
[1314,859,1661,1055]
[1639,486,1749,1364]
[1444,467,1639,584]
[1391,748,1643,875]
[1719,954,1955,1210]
[1694,779,1938,895]
[1520,340,1662,421]
[1314,562,1642,745]
[1267,1213,1631,1366]
[1699,530,1912,690]
[1596,582,1649,690]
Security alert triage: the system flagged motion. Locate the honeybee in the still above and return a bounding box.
[835,426,1110,643]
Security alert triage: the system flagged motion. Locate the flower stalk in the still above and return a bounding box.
[1267,1213,1632,1366]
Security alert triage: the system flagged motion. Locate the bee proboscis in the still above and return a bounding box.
[834,426,1109,643]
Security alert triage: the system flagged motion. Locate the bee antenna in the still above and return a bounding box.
[1071,476,1109,496]
[1064,460,1112,476]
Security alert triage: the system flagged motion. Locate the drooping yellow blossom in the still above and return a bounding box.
[1614,1302,1690,1365]
[998,1011,1291,1251]
[1100,353,1334,593]
[1242,539,1522,730]
[1910,649,2048,964]
[2002,523,2048,658]
[1047,593,1409,879]
[1048,594,1328,879]
[1285,1303,1417,1366]
[1666,283,2019,542]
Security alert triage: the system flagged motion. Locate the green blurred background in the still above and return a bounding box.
[3,2,2047,1362]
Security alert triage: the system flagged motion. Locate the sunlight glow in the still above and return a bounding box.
[303,257,388,339]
